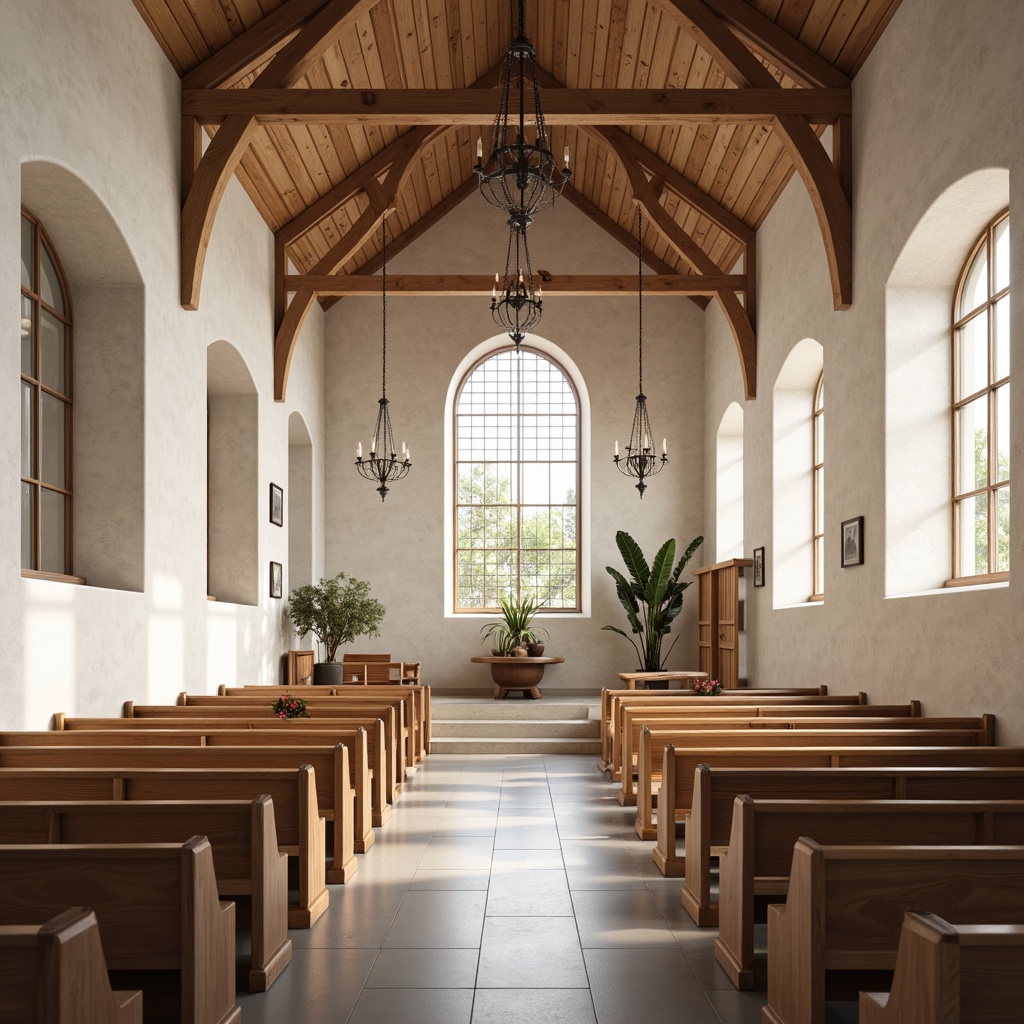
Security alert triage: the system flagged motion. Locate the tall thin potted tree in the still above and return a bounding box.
[288,572,386,686]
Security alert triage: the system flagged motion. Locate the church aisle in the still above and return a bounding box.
[237,754,765,1024]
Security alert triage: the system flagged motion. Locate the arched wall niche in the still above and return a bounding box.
[288,411,314,593]
[885,167,1010,596]
[716,402,745,561]
[207,340,258,606]
[21,160,145,592]
[772,338,823,608]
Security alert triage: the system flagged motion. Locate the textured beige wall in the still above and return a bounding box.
[325,196,706,691]
[703,0,1024,740]
[0,0,326,728]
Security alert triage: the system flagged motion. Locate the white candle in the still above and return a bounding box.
[537,287,543,299]
[477,136,483,159]
[563,145,570,168]
[615,440,619,457]
[357,442,362,459]
[405,447,411,461]
[662,438,667,455]
[644,433,650,451]
[371,434,377,453]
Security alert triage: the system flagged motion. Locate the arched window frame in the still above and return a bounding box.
[811,372,825,601]
[452,343,582,614]
[20,206,79,582]
[950,208,1010,584]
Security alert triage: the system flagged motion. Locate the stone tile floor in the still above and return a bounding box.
[238,754,855,1023]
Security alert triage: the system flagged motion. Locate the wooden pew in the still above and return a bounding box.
[630,726,991,825]
[762,841,1024,1024]
[342,653,422,685]
[599,690,870,772]
[0,907,143,1024]
[666,764,1024,920]
[0,798,291,991]
[715,796,1024,989]
[0,837,240,1024]
[859,911,1024,1023]
[0,766,326,928]
[0,744,359,881]
[57,709,403,807]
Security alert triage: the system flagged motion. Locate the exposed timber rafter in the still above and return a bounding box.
[656,0,852,310]
[180,0,377,311]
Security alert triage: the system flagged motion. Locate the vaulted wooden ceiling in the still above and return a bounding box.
[131,0,902,399]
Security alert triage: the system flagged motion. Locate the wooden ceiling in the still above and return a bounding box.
[131,0,902,399]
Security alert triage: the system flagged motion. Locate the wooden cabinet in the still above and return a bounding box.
[694,558,752,690]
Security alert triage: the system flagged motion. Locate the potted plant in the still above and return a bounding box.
[287,572,386,686]
[480,594,549,656]
[602,531,703,684]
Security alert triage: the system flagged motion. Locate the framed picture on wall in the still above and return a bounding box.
[840,516,864,567]
[270,561,283,599]
[270,483,284,527]
[752,547,765,587]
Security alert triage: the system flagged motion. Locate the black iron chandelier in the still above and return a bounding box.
[473,0,570,217]
[354,221,411,501]
[490,212,543,348]
[614,209,668,499]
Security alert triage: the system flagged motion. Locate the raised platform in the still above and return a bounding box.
[430,698,601,754]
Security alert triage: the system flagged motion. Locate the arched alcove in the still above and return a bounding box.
[885,168,1010,595]
[716,403,745,560]
[207,341,258,606]
[288,411,314,593]
[22,161,145,591]
[772,338,823,608]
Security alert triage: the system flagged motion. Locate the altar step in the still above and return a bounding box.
[430,700,601,754]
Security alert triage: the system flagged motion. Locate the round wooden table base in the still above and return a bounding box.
[469,656,565,700]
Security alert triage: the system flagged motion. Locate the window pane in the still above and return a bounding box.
[21,295,33,375]
[814,536,824,596]
[814,411,823,461]
[21,482,34,570]
[995,296,1010,381]
[39,243,64,316]
[40,488,66,575]
[956,493,988,577]
[40,392,66,488]
[21,216,33,289]
[996,486,1010,572]
[994,216,1010,293]
[955,310,988,398]
[21,382,33,477]
[956,395,988,494]
[815,467,824,527]
[39,310,66,394]
[522,463,550,504]
[995,385,1010,483]
[551,464,576,505]
[960,242,988,316]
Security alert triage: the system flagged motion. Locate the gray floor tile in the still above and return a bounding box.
[418,835,495,870]
[494,822,562,849]
[491,848,564,870]
[410,867,492,890]
[571,889,678,947]
[477,916,589,988]
[364,947,480,988]
[471,988,597,1024]
[384,889,487,948]
[347,987,474,1024]
[487,868,573,916]
[288,888,404,949]
[703,987,769,1024]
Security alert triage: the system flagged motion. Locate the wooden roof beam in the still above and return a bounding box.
[180,0,377,310]
[182,87,851,126]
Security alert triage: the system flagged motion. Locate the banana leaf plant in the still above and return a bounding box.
[602,531,704,671]
[480,594,549,655]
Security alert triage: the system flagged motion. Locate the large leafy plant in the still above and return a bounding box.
[287,572,385,664]
[480,594,549,655]
[602,531,704,671]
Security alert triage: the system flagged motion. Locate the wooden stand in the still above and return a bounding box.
[470,657,565,699]
[694,558,752,690]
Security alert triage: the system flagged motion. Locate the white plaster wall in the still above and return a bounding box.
[702,0,1024,740]
[325,196,706,692]
[0,0,325,727]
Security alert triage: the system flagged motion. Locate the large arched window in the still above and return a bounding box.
[453,346,580,612]
[811,373,825,600]
[20,207,75,579]
[952,210,1009,581]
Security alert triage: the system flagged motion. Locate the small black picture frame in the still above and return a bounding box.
[270,561,283,599]
[752,546,765,587]
[840,516,864,567]
[270,483,284,527]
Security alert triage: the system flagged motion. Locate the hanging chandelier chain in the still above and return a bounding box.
[381,219,387,398]
[637,207,643,395]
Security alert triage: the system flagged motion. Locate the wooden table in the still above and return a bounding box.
[471,656,565,699]
[617,670,709,690]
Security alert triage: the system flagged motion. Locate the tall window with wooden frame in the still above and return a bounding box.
[811,372,825,600]
[952,210,1010,583]
[454,346,580,613]
[20,207,77,580]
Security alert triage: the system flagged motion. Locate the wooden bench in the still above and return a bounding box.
[0,837,240,1024]
[631,726,992,828]
[0,766,326,928]
[763,841,1024,1024]
[0,907,143,1024]
[859,911,1024,1023]
[343,653,422,685]
[666,764,1024,921]
[0,797,291,991]
[715,796,1024,989]
[616,670,710,689]
[0,744,359,881]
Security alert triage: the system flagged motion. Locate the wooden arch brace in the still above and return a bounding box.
[657,0,853,311]
[179,0,378,311]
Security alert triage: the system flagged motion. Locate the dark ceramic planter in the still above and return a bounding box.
[313,662,344,686]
